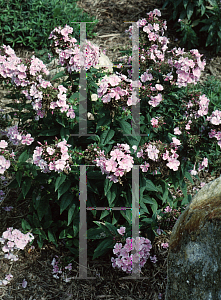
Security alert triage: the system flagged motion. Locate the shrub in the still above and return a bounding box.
[1,9,221,270]
[0,0,98,51]
[162,0,221,53]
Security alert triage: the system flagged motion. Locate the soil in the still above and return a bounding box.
[1,0,221,299]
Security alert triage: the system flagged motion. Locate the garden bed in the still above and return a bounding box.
[1,0,221,299]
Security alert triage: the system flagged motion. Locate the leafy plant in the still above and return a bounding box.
[162,0,221,53]
[0,0,98,51]
[1,9,221,266]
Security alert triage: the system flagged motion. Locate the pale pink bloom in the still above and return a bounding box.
[105,159,118,172]
[109,75,121,86]
[117,227,125,235]
[22,279,27,288]
[153,8,161,16]
[155,84,164,91]
[0,140,8,148]
[146,144,159,161]
[54,160,66,171]
[161,243,169,249]
[172,137,181,146]
[164,206,172,212]
[166,158,180,171]
[174,127,182,135]
[46,147,55,155]
[140,162,150,172]
[141,71,153,82]
[151,118,159,127]
[110,149,124,161]
[113,243,122,254]
[148,93,162,107]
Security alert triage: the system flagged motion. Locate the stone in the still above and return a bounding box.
[45,59,68,87]
[165,176,221,300]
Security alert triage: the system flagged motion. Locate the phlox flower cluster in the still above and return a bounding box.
[157,205,186,230]
[0,273,13,286]
[0,140,15,174]
[207,110,221,148]
[23,79,75,120]
[51,256,73,282]
[136,140,181,173]
[169,47,206,88]
[49,25,100,72]
[94,143,134,183]
[97,72,141,107]
[0,227,34,262]
[0,45,75,121]
[189,157,208,175]
[150,116,165,128]
[126,9,168,55]
[111,233,155,274]
[0,45,49,88]
[1,125,34,146]
[33,138,71,173]
[174,91,221,152]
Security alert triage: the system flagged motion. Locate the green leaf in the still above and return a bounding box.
[18,150,29,163]
[92,238,114,260]
[207,0,218,6]
[104,178,113,196]
[118,120,132,135]
[38,128,59,136]
[87,227,107,240]
[184,171,194,184]
[60,192,73,214]
[145,179,159,192]
[104,222,118,235]
[100,129,115,146]
[21,219,31,231]
[68,203,76,226]
[187,3,194,19]
[48,229,57,246]
[183,0,189,10]
[60,128,70,140]
[206,31,214,47]
[100,210,110,219]
[58,180,71,199]
[120,210,131,223]
[21,178,32,198]
[107,184,118,206]
[55,174,66,191]
[16,171,23,187]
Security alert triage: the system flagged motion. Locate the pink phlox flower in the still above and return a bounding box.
[164,206,172,213]
[113,243,122,254]
[105,159,118,172]
[145,144,159,161]
[140,162,150,172]
[117,226,125,236]
[161,242,169,249]
[148,93,163,107]
[174,127,182,135]
[0,140,8,149]
[166,158,180,171]
[172,137,181,146]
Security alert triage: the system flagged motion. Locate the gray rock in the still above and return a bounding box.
[45,59,68,85]
[166,176,221,300]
